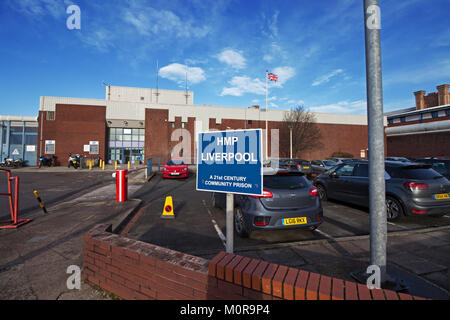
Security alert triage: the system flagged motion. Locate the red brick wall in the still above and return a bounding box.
[37,104,107,165]
[144,108,369,162]
[82,224,426,300]
[387,131,450,158]
[145,109,170,163]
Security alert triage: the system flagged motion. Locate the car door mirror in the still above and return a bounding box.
[330,171,338,178]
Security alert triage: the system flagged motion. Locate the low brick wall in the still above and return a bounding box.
[82,224,427,300]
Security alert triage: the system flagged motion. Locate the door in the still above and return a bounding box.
[329,163,356,202]
[345,163,369,205]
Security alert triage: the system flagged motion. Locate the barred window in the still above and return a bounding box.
[89,141,99,154]
[45,140,55,154]
[46,111,55,121]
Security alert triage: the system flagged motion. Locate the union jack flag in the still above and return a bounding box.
[267,72,278,82]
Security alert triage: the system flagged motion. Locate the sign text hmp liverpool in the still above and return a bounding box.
[196,129,263,196]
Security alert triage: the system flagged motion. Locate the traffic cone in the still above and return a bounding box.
[161,196,175,219]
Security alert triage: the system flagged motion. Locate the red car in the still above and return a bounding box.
[162,159,189,178]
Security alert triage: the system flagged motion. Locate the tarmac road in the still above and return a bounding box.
[128,172,450,255]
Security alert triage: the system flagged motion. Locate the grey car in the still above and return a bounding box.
[310,159,338,176]
[212,169,323,237]
[280,158,313,176]
[313,160,450,221]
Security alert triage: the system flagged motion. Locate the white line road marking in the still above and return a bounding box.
[202,200,227,248]
[443,215,450,219]
[387,221,408,229]
[313,228,335,240]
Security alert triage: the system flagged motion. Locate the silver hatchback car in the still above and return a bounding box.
[212,169,323,237]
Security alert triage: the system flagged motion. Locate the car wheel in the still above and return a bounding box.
[386,196,403,221]
[316,184,328,201]
[234,207,251,238]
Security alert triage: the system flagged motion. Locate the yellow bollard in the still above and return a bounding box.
[102,160,105,170]
[89,160,92,170]
[128,161,131,170]
[115,161,117,170]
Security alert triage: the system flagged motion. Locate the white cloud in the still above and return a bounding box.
[76,29,114,52]
[159,63,206,85]
[309,100,367,114]
[217,49,246,69]
[220,76,266,96]
[7,0,72,20]
[123,5,210,39]
[263,55,273,63]
[271,66,296,87]
[312,69,344,86]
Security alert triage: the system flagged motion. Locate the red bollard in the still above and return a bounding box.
[116,169,128,202]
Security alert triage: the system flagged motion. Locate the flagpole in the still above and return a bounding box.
[265,69,268,160]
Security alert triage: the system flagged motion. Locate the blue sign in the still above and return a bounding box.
[196,129,263,196]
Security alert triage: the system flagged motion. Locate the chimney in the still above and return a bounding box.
[414,90,426,110]
[250,105,260,110]
[437,84,450,106]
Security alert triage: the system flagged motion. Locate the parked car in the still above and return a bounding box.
[279,158,312,176]
[314,160,450,221]
[162,159,189,178]
[327,157,349,164]
[411,158,450,180]
[267,159,297,172]
[385,157,410,162]
[212,169,323,237]
[310,159,338,176]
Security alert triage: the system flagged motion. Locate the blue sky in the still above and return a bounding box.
[0,0,449,117]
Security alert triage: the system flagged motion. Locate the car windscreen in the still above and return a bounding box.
[167,160,184,165]
[323,160,337,166]
[385,165,443,180]
[263,174,308,189]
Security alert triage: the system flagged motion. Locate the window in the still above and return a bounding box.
[45,140,55,154]
[89,141,99,154]
[46,111,55,121]
[140,97,144,101]
[432,111,438,119]
[182,122,185,129]
[353,164,368,177]
[388,118,394,124]
[335,164,355,176]
[248,120,253,125]
[400,117,406,123]
[446,110,450,117]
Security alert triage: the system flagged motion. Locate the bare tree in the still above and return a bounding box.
[281,105,323,158]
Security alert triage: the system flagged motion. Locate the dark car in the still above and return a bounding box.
[385,156,409,162]
[314,160,450,221]
[212,169,323,237]
[280,158,312,176]
[310,159,338,176]
[411,158,450,180]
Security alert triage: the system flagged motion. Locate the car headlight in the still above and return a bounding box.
[183,168,187,171]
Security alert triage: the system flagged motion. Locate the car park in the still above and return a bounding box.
[212,169,323,237]
[314,160,450,221]
[310,159,338,176]
[162,159,189,178]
